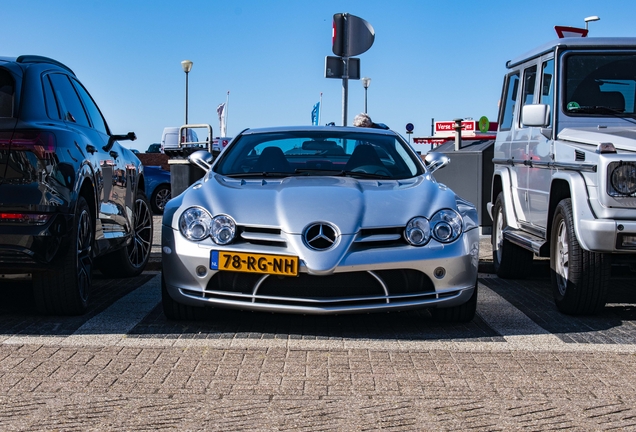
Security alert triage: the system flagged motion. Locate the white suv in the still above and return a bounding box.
[489,37,636,315]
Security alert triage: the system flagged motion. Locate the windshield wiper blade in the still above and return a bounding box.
[334,170,391,179]
[224,172,295,178]
[569,105,625,114]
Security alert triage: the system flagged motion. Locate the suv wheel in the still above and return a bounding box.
[492,192,533,278]
[97,191,152,277]
[550,198,609,315]
[33,196,93,315]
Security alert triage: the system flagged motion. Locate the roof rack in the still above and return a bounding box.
[15,55,74,74]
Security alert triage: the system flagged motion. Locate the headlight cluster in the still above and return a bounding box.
[179,207,236,244]
[609,162,636,196]
[405,209,463,246]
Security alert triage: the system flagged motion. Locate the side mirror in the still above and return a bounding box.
[522,104,550,127]
[188,150,214,172]
[424,152,450,173]
[105,132,136,150]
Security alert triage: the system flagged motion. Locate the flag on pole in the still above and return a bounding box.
[217,103,226,137]
[311,102,320,126]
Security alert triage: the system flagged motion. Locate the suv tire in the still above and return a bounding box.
[33,196,93,315]
[492,192,533,278]
[551,198,609,315]
[97,191,152,278]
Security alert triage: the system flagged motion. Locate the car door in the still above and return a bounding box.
[526,57,555,228]
[48,73,129,244]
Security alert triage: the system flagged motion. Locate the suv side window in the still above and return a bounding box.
[520,65,537,127]
[42,75,60,120]
[0,69,15,118]
[72,79,108,135]
[498,72,519,131]
[48,73,90,128]
[541,59,555,126]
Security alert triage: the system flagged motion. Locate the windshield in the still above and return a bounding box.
[214,130,423,180]
[564,53,636,116]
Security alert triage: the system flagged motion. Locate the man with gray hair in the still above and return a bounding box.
[353,113,389,129]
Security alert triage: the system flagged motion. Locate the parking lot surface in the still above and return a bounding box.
[1,217,636,430]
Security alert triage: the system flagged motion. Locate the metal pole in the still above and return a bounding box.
[364,87,368,113]
[185,72,189,125]
[341,14,349,126]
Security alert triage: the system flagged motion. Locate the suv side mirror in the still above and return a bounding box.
[522,104,550,127]
[424,152,450,173]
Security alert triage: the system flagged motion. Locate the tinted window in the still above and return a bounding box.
[215,131,422,180]
[72,79,108,134]
[48,73,90,127]
[565,53,636,115]
[541,59,554,126]
[42,75,60,120]
[0,68,15,118]
[519,65,537,128]
[498,72,519,131]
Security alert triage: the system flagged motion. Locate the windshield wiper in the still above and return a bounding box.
[224,171,296,178]
[567,105,636,124]
[334,170,391,179]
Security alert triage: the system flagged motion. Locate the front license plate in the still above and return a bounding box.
[210,251,298,276]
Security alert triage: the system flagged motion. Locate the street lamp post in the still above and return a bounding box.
[181,60,193,124]
[584,16,600,31]
[362,77,371,113]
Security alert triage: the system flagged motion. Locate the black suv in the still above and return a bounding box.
[0,55,152,315]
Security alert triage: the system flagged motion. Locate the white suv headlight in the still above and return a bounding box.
[179,207,212,241]
[609,163,636,196]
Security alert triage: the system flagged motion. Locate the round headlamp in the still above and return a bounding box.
[210,215,236,245]
[430,209,462,243]
[405,217,431,246]
[179,207,212,241]
[611,163,636,195]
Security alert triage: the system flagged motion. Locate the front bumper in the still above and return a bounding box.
[579,219,636,253]
[162,225,480,314]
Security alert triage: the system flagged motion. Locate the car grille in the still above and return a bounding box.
[236,226,407,248]
[182,269,439,309]
[0,249,37,266]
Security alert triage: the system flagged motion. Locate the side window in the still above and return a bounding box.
[0,69,15,118]
[498,72,519,131]
[48,73,90,128]
[519,65,537,127]
[42,75,60,120]
[72,79,108,135]
[541,59,555,126]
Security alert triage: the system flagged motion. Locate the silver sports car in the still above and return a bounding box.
[161,126,479,321]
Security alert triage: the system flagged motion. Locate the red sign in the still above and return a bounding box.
[554,26,588,38]
[435,120,476,136]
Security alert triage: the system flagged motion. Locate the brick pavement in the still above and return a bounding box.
[1,344,636,430]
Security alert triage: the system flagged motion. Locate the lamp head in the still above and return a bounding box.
[181,60,193,73]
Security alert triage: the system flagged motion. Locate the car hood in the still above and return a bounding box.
[173,174,458,235]
[558,127,636,151]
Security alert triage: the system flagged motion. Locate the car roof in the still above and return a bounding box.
[506,37,636,69]
[0,55,74,74]
[239,125,397,137]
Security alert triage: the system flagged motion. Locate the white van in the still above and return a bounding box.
[160,127,199,154]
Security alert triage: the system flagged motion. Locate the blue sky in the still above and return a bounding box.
[4,0,635,151]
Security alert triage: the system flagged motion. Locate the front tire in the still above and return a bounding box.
[161,274,206,320]
[431,282,478,323]
[492,192,533,278]
[97,191,153,278]
[33,196,93,315]
[550,198,609,315]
